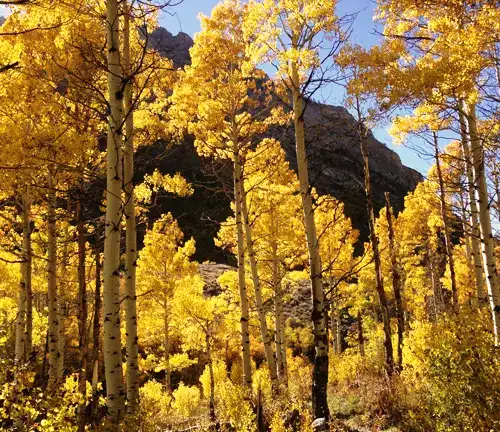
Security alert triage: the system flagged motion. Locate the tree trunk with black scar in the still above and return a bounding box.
[123,0,139,413]
[359,124,393,376]
[464,102,500,345]
[232,134,252,391]
[458,104,485,306]
[47,166,62,387]
[385,192,404,370]
[103,0,124,421]
[290,60,328,419]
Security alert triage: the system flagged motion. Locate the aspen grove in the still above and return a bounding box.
[1,0,500,431]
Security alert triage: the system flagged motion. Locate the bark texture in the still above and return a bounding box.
[233,137,252,390]
[47,167,62,386]
[123,2,139,412]
[104,0,125,420]
[458,105,485,304]
[291,62,329,419]
[465,103,500,345]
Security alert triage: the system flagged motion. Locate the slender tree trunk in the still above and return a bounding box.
[279,304,287,382]
[58,223,70,382]
[15,242,26,365]
[15,186,30,364]
[357,311,365,357]
[206,333,219,430]
[104,0,124,420]
[464,103,500,345]
[47,167,62,387]
[429,249,442,319]
[92,226,102,420]
[291,61,329,420]
[359,123,394,375]
[122,2,139,413]
[433,133,459,311]
[164,302,171,391]
[272,247,285,381]
[77,189,88,432]
[329,281,341,355]
[384,193,404,370]
[241,185,277,383]
[23,185,33,359]
[458,104,486,304]
[459,193,477,306]
[232,137,252,391]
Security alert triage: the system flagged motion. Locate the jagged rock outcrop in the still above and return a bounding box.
[138,29,422,262]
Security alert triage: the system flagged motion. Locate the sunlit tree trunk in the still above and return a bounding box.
[104,0,124,420]
[464,103,500,345]
[459,192,477,306]
[272,245,285,381]
[359,124,394,375]
[47,166,62,386]
[164,298,171,391]
[384,193,404,370]
[123,1,139,413]
[290,60,329,420]
[241,184,277,383]
[433,133,459,311]
[232,134,252,391]
[77,187,88,432]
[458,105,485,304]
[15,185,31,364]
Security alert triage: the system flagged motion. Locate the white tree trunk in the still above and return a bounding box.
[241,184,277,383]
[465,103,500,345]
[47,167,62,386]
[104,0,124,420]
[458,105,485,304]
[291,62,328,419]
[233,137,252,390]
[123,1,139,413]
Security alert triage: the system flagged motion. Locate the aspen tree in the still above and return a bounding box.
[77,187,87,432]
[432,132,459,311]
[458,105,486,304]
[104,0,125,419]
[384,193,404,370]
[47,166,62,386]
[122,0,139,412]
[22,185,33,359]
[171,0,285,388]
[244,0,344,418]
[359,121,394,375]
[465,103,500,345]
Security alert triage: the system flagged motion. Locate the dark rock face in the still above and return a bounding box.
[147,27,193,67]
[139,28,422,262]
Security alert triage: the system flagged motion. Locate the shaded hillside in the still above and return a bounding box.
[129,28,422,262]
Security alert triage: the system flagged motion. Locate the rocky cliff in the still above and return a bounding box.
[138,29,421,262]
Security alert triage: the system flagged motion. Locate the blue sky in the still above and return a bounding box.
[0,1,431,174]
[160,0,432,175]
